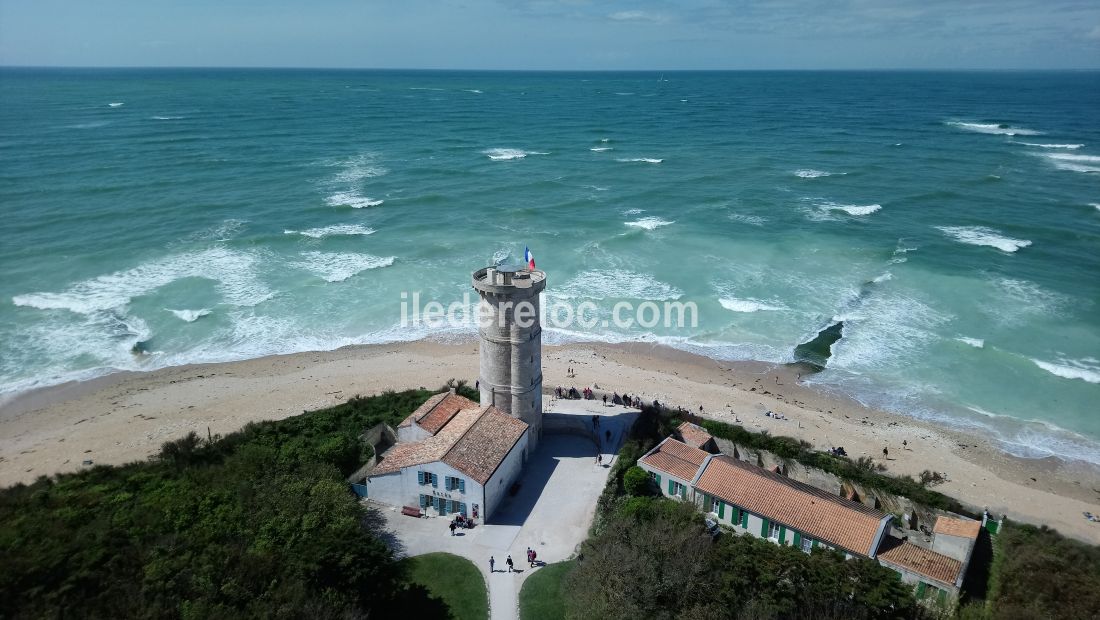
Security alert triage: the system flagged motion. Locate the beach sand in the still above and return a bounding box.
[2,340,1098,543]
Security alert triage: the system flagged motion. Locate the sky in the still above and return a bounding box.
[1,0,1099,70]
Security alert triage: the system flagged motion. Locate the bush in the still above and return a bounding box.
[623,466,653,496]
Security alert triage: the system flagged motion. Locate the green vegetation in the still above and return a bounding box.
[971,521,1100,620]
[400,553,488,620]
[0,384,478,619]
[622,465,652,496]
[567,497,925,620]
[518,560,574,620]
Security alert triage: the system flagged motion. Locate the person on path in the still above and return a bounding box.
[596,453,603,466]
[449,521,456,536]
[527,547,534,567]
[883,446,889,459]
[506,555,514,573]
[489,556,495,573]
[605,429,611,442]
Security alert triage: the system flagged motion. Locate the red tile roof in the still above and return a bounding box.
[372,406,485,476]
[398,391,478,435]
[933,516,981,540]
[443,408,528,484]
[877,539,962,587]
[677,421,714,449]
[695,455,888,556]
[640,438,709,481]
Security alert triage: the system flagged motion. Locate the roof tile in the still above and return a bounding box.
[677,421,714,449]
[933,516,981,539]
[877,539,962,587]
[640,438,709,481]
[443,408,528,484]
[696,455,887,556]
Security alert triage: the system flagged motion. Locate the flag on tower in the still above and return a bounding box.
[524,246,536,270]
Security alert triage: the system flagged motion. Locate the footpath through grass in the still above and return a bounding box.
[519,560,575,620]
[399,552,489,620]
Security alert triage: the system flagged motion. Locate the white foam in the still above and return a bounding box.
[809,201,881,218]
[465,89,483,94]
[554,270,682,301]
[625,217,674,230]
[729,214,766,226]
[872,272,893,283]
[1040,152,1100,173]
[325,192,384,208]
[1016,142,1083,149]
[590,147,613,152]
[623,208,645,215]
[600,138,610,142]
[1091,203,1100,212]
[936,226,1031,253]
[327,154,387,184]
[484,148,548,161]
[719,298,784,313]
[956,337,985,348]
[284,224,376,238]
[108,102,124,107]
[793,169,840,178]
[151,116,183,120]
[1031,357,1100,384]
[617,157,663,164]
[296,252,395,283]
[12,247,275,314]
[167,308,212,322]
[947,121,1040,136]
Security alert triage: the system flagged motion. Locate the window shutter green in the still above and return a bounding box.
[459,478,466,493]
[793,532,801,547]
[760,518,769,538]
[741,509,748,528]
[811,539,818,550]
[779,526,787,544]
[916,582,927,598]
[431,473,438,488]
[654,473,661,488]
[418,471,425,485]
[717,501,725,519]
[668,479,675,495]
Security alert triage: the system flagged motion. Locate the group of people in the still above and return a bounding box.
[488,548,539,574]
[552,385,649,410]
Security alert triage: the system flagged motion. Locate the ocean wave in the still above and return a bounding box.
[554,269,682,301]
[284,224,376,238]
[590,147,613,152]
[828,291,952,370]
[946,121,1041,136]
[719,298,785,313]
[1015,142,1083,149]
[807,201,881,219]
[623,208,645,215]
[167,308,212,322]
[464,89,483,94]
[484,148,548,160]
[1031,357,1100,384]
[326,154,387,184]
[936,226,1031,253]
[871,272,893,283]
[325,191,384,208]
[296,252,395,283]
[151,116,184,120]
[625,217,673,230]
[955,336,985,348]
[1092,203,1100,212]
[108,102,124,108]
[617,157,663,164]
[729,213,766,226]
[1039,152,1100,173]
[12,247,274,314]
[793,169,841,178]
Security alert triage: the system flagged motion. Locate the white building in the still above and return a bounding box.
[366,390,530,521]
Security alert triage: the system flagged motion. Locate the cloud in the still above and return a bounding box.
[608,10,667,23]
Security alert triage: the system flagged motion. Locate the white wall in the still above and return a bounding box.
[397,424,431,443]
[367,461,485,519]
[484,430,530,519]
[637,462,693,502]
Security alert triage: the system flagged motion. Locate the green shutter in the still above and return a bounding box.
[417,471,424,485]
[811,539,818,550]
[717,501,725,519]
[459,478,466,493]
[741,509,748,529]
[779,526,787,544]
[654,473,661,488]
[668,479,675,495]
[916,582,927,598]
[793,532,801,547]
[760,518,769,538]
[431,473,438,488]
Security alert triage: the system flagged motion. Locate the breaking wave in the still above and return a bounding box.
[1031,357,1100,384]
[167,308,212,322]
[284,224,376,238]
[617,157,663,164]
[936,226,1031,253]
[484,148,548,160]
[296,252,395,283]
[625,217,674,230]
[947,121,1041,136]
[719,298,785,313]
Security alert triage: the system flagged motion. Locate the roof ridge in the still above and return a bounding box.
[441,406,493,461]
[714,455,886,518]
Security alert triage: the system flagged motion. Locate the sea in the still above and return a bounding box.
[1,68,1098,465]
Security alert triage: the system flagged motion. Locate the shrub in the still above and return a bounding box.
[623,466,652,496]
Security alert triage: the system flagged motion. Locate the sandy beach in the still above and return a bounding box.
[2,340,1098,543]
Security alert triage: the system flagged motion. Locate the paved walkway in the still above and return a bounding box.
[373,401,637,620]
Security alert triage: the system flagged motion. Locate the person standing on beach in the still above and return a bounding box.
[883,446,889,459]
[506,555,514,572]
[489,556,495,573]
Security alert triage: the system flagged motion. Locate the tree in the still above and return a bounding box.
[623,466,653,496]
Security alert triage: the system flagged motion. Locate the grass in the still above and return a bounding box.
[519,560,575,620]
[399,552,489,620]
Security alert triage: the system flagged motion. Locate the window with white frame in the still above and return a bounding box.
[801,535,813,552]
[768,521,781,540]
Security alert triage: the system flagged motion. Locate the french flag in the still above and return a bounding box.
[524,246,536,270]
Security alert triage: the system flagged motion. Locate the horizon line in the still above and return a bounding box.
[3,64,1099,73]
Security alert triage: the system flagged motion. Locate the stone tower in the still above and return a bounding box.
[472,265,546,447]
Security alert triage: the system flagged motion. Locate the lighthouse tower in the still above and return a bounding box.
[472,265,546,447]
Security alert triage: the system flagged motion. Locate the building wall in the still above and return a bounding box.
[367,461,485,519]
[882,563,958,598]
[931,534,973,563]
[483,430,530,520]
[636,462,693,502]
[397,424,430,443]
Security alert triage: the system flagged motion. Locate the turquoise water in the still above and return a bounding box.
[2,69,1098,463]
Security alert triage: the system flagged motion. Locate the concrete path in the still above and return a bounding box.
[374,401,637,620]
